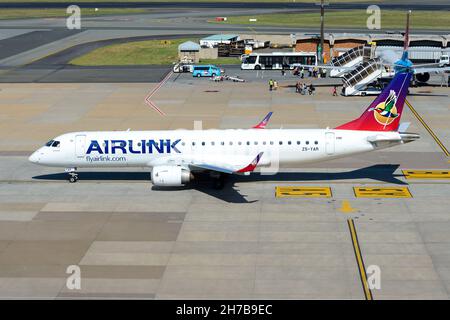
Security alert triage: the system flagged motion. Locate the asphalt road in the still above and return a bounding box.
[0,29,80,60]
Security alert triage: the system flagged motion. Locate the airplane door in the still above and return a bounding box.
[75,135,86,158]
[325,132,335,155]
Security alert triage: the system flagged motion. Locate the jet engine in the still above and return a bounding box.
[415,72,430,83]
[151,166,192,186]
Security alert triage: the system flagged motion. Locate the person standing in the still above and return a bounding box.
[269,79,274,91]
[332,85,337,96]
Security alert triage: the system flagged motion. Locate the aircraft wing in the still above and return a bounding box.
[291,63,355,70]
[190,152,264,175]
[413,66,450,74]
[148,153,265,175]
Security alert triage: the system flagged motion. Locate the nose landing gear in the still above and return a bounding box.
[65,168,78,183]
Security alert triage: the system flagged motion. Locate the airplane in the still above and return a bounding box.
[29,71,419,189]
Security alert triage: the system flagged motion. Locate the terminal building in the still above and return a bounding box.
[291,32,450,63]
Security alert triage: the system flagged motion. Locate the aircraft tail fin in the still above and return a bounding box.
[402,10,411,58]
[335,72,412,132]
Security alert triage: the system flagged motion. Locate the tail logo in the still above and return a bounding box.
[374,90,399,126]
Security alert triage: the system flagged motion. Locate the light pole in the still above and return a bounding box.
[316,0,329,64]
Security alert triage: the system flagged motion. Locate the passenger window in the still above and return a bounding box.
[192,142,196,146]
[314,141,318,145]
[221,142,225,146]
[306,141,309,145]
[297,141,301,145]
[254,141,258,145]
[202,142,205,146]
[263,141,266,145]
[229,142,233,145]
[211,142,215,146]
[270,141,274,145]
[238,142,242,145]
[246,141,250,145]
[279,141,283,145]
[288,141,292,145]
[113,141,125,147]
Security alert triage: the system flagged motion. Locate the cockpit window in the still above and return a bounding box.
[45,140,54,147]
[52,141,60,148]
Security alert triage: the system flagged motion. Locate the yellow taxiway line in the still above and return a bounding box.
[405,99,450,157]
[348,219,373,300]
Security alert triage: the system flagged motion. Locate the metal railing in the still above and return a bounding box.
[331,46,371,67]
[342,58,383,87]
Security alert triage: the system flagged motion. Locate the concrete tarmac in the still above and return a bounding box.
[0,77,449,299]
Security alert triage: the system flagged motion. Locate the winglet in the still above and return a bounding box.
[236,152,264,173]
[253,112,273,129]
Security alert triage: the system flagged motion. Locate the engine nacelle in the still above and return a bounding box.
[415,72,430,83]
[151,166,192,186]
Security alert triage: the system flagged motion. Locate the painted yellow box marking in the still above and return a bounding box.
[354,187,412,198]
[402,170,450,179]
[275,186,332,198]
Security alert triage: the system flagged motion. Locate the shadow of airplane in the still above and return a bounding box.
[33,164,405,203]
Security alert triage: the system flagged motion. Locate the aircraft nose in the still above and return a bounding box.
[28,151,40,164]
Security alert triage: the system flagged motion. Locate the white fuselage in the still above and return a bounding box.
[29,129,404,169]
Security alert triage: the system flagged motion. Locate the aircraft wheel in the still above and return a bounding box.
[212,175,225,190]
[68,173,78,183]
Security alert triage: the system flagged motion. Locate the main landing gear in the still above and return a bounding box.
[210,172,226,190]
[65,168,78,183]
